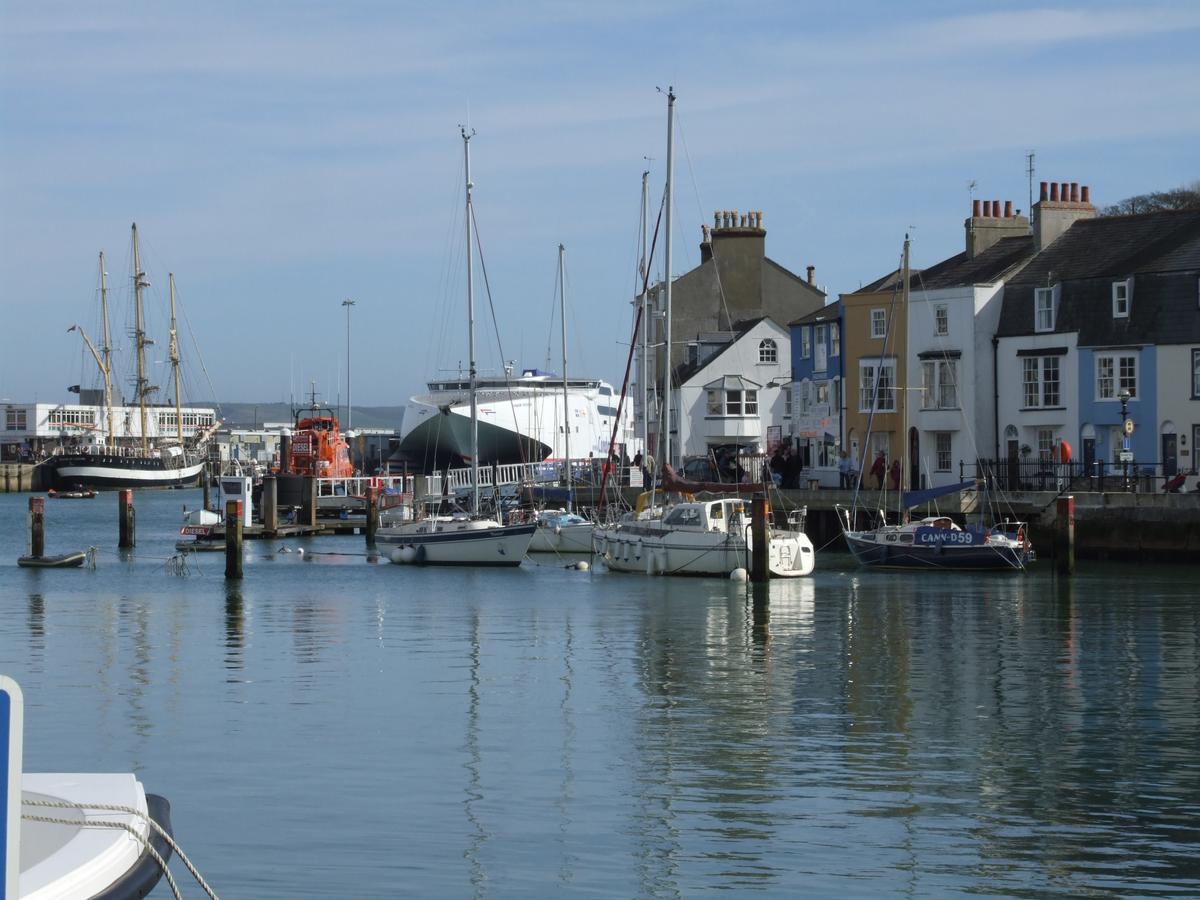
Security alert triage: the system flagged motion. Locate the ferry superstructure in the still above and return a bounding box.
[396,368,640,472]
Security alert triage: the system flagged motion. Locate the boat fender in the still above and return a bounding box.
[390,545,417,564]
[730,567,748,582]
[574,560,589,571]
[415,543,427,565]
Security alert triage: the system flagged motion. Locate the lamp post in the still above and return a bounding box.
[1118,388,1132,492]
[342,299,355,431]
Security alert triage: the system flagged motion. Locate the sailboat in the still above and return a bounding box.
[44,227,217,489]
[377,128,536,567]
[591,89,816,578]
[837,236,1033,570]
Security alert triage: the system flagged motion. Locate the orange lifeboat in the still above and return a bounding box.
[289,415,354,478]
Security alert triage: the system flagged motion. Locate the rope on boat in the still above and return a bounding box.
[21,797,220,900]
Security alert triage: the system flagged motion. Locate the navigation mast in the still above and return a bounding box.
[168,273,183,446]
[662,87,675,472]
[131,223,153,454]
[558,243,572,513]
[99,251,114,449]
[462,127,480,514]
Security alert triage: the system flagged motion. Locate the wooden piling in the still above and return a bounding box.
[280,434,292,474]
[202,462,211,511]
[225,499,244,579]
[118,489,135,549]
[300,476,317,527]
[750,493,770,583]
[365,485,378,547]
[1055,494,1075,576]
[28,496,45,559]
[262,475,279,537]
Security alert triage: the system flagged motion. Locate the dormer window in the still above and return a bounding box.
[758,338,777,364]
[1112,279,1131,318]
[1035,285,1059,332]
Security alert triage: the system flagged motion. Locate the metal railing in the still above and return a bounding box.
[963,458,1192,493]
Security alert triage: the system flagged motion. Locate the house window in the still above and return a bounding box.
[920,360,958,409]
[1112,280,1130,318]
[706,390,722,416]
[870,309,887,339]
[1035,287,1057,332]
[4,408,26,431]
[758,338,777,364]
[1037,428,1056,463]
[47,408,96,428]
[1193,349,1200,399]
[800,329,811,359]
[784,387,792,418]
[744,390,758,415]
[831,323,840,356]
[815,382,830,406]
[1096,352,1137,400]
[815,324,826,350]
[711,389,758,416]
[935,432,952,472]
[1022,356,1061,408]
[859,359,896,412]
[934,305,949,336]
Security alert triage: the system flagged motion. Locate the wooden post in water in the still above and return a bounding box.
[280,434,291,474]
[300,476,317,528]
[118,489,135,549]
[261,475,279,537]
[202,462,211,511]
[1055,494,1075,576]
[750,493,770,583]
[225,499,244,579]
[365,484,378,547]
[28,496,44,559]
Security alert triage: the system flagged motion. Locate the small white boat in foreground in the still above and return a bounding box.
[527,510,595,554]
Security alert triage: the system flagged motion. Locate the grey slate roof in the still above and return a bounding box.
[673,316,771,385]
[789,299,842,327]
[852,235,1034,295]
[996,209,1200,345]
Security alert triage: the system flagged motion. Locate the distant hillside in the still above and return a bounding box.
[217,402,406,432]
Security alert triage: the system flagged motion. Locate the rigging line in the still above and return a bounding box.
[597,194,665,512]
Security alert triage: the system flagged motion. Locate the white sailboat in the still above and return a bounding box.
[378,128,535,567]
[591,89,816,578]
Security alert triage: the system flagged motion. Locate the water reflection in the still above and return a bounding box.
[224,585,245,674]
[462,609,487,898]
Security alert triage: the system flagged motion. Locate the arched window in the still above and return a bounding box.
[759,338,777,364]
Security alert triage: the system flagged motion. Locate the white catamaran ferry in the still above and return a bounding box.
[396,368,640,472]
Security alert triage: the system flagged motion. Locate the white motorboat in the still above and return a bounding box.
[593,497,814,578]
[527,510,594,554]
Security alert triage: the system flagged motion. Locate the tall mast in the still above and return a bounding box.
[131,223,151,453]
[462,127,479,514]
[638,170,650,463]
[662,87,675,472]
[168,273,183,446]
[899,234,910,516]
[558,243,572,513]
[98,251,114,449]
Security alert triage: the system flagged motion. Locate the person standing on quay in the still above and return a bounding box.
[871,451,886,490]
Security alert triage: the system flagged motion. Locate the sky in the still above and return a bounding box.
[2,1,1198,408]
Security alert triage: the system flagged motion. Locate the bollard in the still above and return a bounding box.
[262,475,279,537]
[225,499,244,579]
[118,489,135,549]
[750,493,770,583]
[28,496,45,559]
[1055,494,1075,576]
[365,485,378,547]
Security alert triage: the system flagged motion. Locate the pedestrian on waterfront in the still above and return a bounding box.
[871,451,886,489]
[784,448,802,489]
[889,458,901,491]
[770,446,786,484]
[838,450,852,489]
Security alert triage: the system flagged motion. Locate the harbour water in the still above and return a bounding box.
[1,490,1198,898]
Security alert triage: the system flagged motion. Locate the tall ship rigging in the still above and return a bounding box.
[42,224,218,489]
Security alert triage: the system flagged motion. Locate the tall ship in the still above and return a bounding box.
[42,224,219,490]
[396,368,640,472]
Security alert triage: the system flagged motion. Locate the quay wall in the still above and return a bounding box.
[0,464,38,492]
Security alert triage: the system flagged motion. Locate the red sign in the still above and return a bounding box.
[179,525,212,536]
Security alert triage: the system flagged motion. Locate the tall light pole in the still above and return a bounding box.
[342,299,355,430]
[1119,388,1132,492]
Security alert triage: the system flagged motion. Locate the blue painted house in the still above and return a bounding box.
[789,300,843,486]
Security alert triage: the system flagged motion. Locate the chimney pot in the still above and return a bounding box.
[1070,182,1079,202]
[1050,183,1060,201]
[1040,181,1049,201]
[972,199,981,217]
[1004,200,1013,218]
[992,199,1000,219]
[1061,182,1069,201]
[1081,185,1090,203]
[806,265,815,285]
[714,211,721,228]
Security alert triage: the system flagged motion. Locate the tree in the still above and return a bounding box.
[1101,181,1200,216]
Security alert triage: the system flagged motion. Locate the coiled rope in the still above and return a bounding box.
[22,798,219,900]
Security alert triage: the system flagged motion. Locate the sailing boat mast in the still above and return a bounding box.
[638,170,650,464]
[168,273,183,446]
[462,127,480,514]
[131,223,152,454]
[899,234,910,519]
[98,251,114,450]
[662,87,675,472]
[558,244,572,513]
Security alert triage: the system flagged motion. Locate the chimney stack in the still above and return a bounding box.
[806,265,815,285]
[1034,178,1097,251]
[965,194,1030,258]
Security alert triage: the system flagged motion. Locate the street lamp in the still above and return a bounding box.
[342,299,355,431]
[1118,388,1132,492]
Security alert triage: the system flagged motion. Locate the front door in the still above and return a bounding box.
[1082,438,1096,475]
[908,427,920,491]
[1162,433,1178,477]
[1007,440,1019,489]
